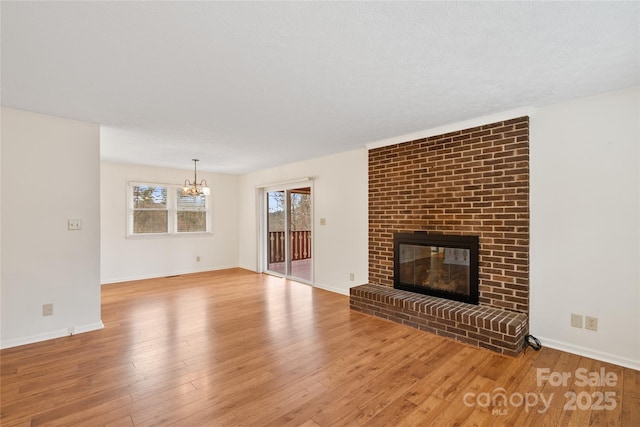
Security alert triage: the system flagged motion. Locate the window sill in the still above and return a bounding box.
[126,232,213,240]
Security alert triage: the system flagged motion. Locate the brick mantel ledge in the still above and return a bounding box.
[350,284,528,357]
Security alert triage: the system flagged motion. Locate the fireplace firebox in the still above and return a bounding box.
[394,233,479,305]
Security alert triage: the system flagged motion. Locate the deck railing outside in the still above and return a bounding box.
[268,231,312,263]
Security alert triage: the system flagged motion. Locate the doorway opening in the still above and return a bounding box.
[264,185,312,283]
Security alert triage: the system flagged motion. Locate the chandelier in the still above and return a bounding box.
[182,159,210,196]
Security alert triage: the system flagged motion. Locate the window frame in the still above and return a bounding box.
[127,181,212,238]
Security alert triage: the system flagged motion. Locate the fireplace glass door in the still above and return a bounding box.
[399,245,470,296]
[394,233,479,304]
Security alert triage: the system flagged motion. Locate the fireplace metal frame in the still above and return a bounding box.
[393,232,479,305]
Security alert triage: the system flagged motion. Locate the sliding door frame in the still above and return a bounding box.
[256,178,314,284]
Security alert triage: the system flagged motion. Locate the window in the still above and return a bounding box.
[177,193,207,232]
[132,185,168,234]
[128,183,210,236]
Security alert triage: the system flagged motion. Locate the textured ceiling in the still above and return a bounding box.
[2,1,639,174]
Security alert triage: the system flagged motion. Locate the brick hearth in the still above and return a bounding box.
[350,284,527,356]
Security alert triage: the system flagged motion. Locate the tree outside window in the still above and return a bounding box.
[129,183,210,236]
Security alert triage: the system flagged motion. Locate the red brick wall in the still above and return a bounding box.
[368,117,529,314]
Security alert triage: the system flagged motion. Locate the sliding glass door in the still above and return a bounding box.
[265,186,312,283]
[267,190,287,275]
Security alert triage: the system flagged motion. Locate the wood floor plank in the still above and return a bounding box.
[624,367,640,399]
[1,269,638,426]
[397,394,450,425]
[622,395,640,427]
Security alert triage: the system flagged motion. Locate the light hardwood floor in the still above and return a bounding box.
[1,269,638,426]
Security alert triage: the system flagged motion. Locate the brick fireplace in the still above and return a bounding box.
[350,116,530,356]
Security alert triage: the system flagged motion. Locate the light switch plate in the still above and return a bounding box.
[43,304,53,316]
[571,313,583,328]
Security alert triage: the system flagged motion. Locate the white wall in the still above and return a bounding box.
[1,108,102,348]
[530,86,640,369]
[100,162,239,283]
[238,148,368,295]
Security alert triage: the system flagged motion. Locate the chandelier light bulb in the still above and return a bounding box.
[181,159,210,196]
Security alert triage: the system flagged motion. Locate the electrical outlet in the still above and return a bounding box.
[571,313,583,328]
[585,316,598,332]
[196,256,200,262]
[42,304,53,316]
[349,273,355,281]
[67,219,82,230]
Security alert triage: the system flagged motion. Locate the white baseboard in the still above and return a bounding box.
[537,335,640,371]
[0,321,104,350]
[313,282,350,296]
[100,265,239,285]
[237,263,258,273]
